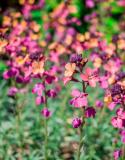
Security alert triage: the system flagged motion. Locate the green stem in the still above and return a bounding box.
[15,96,24,158]
[98,105,106,123]
[44,118,48,160]
[77,123,84,160]
[44,83,48,160]
[77,81,86,160]
[122,144,125,160]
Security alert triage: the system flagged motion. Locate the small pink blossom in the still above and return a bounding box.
[8,87,18,96]
[116,108,125,119]
[113,149,122,160]
[32,83,44,96]
[95,100,103,108]
[70,89,88,108]
[111,117,124,129]
[80,68,98,87]
[41,108,52,118]
[35,96,45,106]
[86,0,95,8]
[99,76,108,89]
[120,130,125,144]
[63,77,71,85]
[108,102,116,111]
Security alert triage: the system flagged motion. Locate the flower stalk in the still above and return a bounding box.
[44,84,48,160]
[77,82,86,160]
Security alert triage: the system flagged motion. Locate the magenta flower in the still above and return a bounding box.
[111,117,119,128]
[46,89,57,98]
[86,0,95,8]
[104,59,121,74]
[116,108,125,119]
[113,149,122,160]
[120,130,125,144]
[72,117,82,128]
[41,108,52,118]
[111,117,125,129]
[70,89,88,108]
[111,108,125,128]
[99,76,108,89]
[8,87,18,96]
[118,0,125,6]
[95,100,103,108]
[80,68,98,87]
[3,68,18,79]
[35,96,45,106]
[108,102,116,111]
[16,76,24,84]
[32,83,44,96]
[85,107,96,118]
[44,73,57,84]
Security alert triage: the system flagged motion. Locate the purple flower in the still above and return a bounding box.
[70,54,82,63]
[41,108,52,118]
[85,107,96,118]
[44,73,56,84]
[16,76,24,83]
[3,68,18,79]
[72,118,82,128]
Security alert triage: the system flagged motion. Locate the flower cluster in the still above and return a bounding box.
[64,53,97,128]
[32,69,59,118]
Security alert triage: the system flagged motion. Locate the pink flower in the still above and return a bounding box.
[95,100,103,108]
[3,68,18,79]
[108,102,116,111]
[116,108,125,119]
[80,68,98,87]
[41,108,52,118]
[86,0,95,8]
[104,59,121,74]
[35,96,45,106]
[111,117,124,129]
[32,83,44,96]
[8,87,18,96]
[3,71,10,79]
[113,149,122,160]
[99,76,108,89]
[70,89,88,108]
[121,136,125,144]
[63,77,71,85]
[111,108,125,129]
[118,0,125,6]
[46,89,57,98]
[120,130,125,144]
